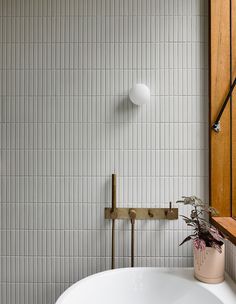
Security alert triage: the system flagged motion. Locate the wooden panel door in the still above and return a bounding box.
[210,0,231,216]
[232,0,236,218]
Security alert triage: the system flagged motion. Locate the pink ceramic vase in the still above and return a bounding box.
[194,244,225,284]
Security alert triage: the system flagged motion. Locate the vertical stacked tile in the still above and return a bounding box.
[0,0,209,303]
[225,240,236,281]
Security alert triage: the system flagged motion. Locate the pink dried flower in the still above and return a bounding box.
[193,238,206,251]
[208,227,224,242]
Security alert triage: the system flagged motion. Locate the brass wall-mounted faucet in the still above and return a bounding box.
[105,174,179,269]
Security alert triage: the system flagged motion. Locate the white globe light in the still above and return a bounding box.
[129,84,150,106]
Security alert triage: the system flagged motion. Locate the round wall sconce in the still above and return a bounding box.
[129,84,150,106]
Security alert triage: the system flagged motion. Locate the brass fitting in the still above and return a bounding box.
[129,209,137,224]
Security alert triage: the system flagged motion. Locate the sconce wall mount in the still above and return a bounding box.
[129,84,150,106]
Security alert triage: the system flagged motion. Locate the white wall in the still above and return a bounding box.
[226,241,236,281]
[0,1,209,303]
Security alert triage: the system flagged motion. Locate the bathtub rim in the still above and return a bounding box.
[55,267,236,304]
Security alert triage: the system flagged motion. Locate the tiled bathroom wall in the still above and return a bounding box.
[0,1,209,303]
[226,241,236,281]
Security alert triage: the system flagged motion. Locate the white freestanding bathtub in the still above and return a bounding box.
[56,268,236,304]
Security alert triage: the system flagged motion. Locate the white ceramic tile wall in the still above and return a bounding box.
[0,0,209,303]
[226,240,236,282]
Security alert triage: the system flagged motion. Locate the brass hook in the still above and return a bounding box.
[129,209,137,224]
[165,201,175,219]
[148,209,154,218]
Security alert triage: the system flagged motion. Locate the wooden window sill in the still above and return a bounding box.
[211,217,236,246]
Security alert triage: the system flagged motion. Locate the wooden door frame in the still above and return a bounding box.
[209,0,236,243]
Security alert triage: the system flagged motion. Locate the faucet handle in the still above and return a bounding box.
[110,209,118,220]
[148,209,154,218]
[129,209,136,224]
